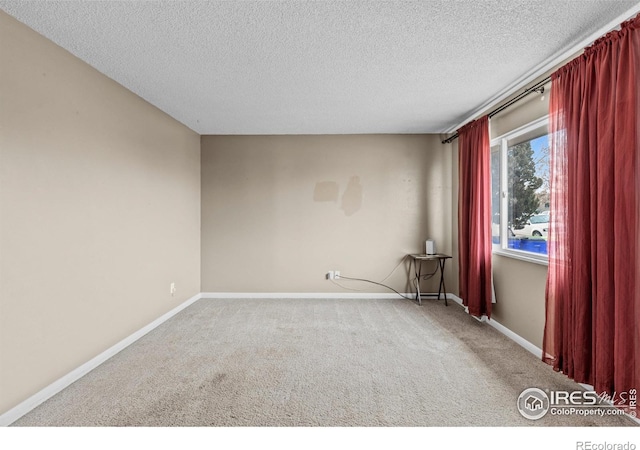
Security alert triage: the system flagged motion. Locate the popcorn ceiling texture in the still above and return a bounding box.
[0,0,637,134]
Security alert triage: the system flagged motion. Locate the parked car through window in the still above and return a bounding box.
[511,214,549,237]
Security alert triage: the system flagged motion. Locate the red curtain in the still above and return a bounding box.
[544,15,639,411]
[458,116,493,318]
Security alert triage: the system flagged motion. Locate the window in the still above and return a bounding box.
[491,117,550,263]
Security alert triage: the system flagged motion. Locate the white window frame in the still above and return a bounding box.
[491,116,549,266]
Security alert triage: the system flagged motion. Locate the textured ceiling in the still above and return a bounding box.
[1,1,638,135]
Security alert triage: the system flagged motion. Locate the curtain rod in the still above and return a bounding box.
[441,76,552,144]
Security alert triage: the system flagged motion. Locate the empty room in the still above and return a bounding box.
[1,0,639,445]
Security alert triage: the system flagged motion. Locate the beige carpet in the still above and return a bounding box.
[12,297,637,426]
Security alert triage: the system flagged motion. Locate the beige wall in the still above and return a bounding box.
[491,257,547,347]
[0,11,201,415]
[490,85,549,137]
[201,135,453,294]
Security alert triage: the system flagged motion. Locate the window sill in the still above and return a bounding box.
[492,248,549,266]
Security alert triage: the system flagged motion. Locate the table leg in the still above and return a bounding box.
[415,259,422,305]
[412,259,420,302]
[439,259,448,306]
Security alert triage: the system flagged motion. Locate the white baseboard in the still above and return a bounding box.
[484,317,543,358]
[199,292,469,301]
[446,293,464,306]
[445,293,543,358]
[200,292,416,299]
[0,293,202,427]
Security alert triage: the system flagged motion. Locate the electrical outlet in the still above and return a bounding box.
[334,271,340,279]
[170,282,176,296]
[326,271,334,280]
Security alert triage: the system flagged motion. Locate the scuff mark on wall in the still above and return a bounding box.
[313,181,339,202]
[341,176,363,216]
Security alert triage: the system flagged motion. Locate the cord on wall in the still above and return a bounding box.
[337,275,414,300]
[331,255,440,301]
[378,254,410,283]
[330,278,364,292]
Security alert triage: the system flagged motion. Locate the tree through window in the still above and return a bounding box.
[491,117,550,259]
